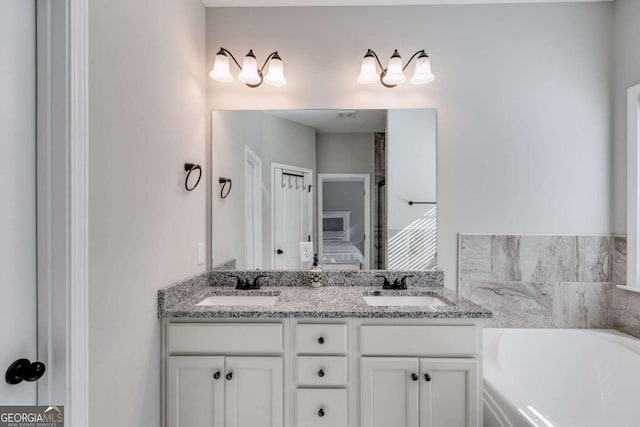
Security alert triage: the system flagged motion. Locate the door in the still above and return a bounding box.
[361,358,419,427]
[225,357,283,427]
[272,165,312,269]
[167,356,225,427]
[245,146,262,269]
[419,359,479,427]
[0,0,37,405]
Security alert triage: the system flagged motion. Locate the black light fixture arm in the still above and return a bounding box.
[402,50,427,71]
[218,47,243,70]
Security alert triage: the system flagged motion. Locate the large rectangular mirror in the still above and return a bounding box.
[210,109,437,271]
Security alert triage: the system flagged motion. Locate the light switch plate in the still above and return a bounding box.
[197,242,205,265]
[299,242,313,262]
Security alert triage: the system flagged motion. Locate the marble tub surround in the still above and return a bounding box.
[212,258,236,270]
[459,234,622,329]
[612,235,627,283]
[158,283,491,319]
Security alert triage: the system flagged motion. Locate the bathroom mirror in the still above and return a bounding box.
[210,109,437,271]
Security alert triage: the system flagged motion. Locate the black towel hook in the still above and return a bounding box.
[184,163,202,192]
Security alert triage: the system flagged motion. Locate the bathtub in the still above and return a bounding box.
[483,329,640,427]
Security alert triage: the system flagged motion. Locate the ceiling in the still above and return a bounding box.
[203,0,611,7]
[265,110,387,133]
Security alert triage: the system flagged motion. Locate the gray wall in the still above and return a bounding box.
[613,0,640,234]
[323,181,366,254]
[206,3,614,288]
[89,0,206,426]
[211,111,316,269]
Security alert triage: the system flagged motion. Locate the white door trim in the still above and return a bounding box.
[317,173,371,269]
[270,163,313,269]
[67,0,89,424]
[622,83,640,292]
[244,145,263,269]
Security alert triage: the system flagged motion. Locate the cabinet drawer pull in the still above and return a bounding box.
[318,408,325,417]
[213,371,221,380]
[317,336,325,344]
[424,373,432,382]
[411,373,419,381]
[317,369,325,378]
[226,372,233,381]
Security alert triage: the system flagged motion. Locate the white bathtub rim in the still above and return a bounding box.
[483,328,640,427]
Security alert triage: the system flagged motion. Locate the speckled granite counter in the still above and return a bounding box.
[158,270,492,319]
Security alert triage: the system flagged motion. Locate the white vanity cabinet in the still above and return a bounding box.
[162,319,482,427]
[360,357,479,427]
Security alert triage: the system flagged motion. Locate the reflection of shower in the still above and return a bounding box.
[376,179,386,269]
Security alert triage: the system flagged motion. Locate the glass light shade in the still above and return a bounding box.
[410,55,435,85]
[382,54,406,85]
[237,52,261,85]
[209,52,233,83]
[357,55,378,84]
[264,57,287,86]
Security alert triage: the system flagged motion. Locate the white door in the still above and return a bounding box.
[166,356,225,427]
[361,358,419,427]
[245,146,262,269]
[0,0,37,405]
[272,165,312,270]
[225,357,283,427]
[419,359,479,427]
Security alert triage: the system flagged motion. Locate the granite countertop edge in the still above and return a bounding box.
[157,275,492,320]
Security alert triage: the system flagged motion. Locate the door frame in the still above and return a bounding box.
[624,83,640,292]
[270,163,313,269]
[36,0,89,424]
[317,173,371,269]
[244,145,263,269]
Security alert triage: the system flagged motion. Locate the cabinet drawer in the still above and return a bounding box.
[360,325,478,356]
[296,356,347,387]
[296,324,347,354]
[167,323,283,354]
[296,389,347,427]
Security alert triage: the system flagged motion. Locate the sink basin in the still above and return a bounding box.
[196,295,279,307]
[363,295,448,307]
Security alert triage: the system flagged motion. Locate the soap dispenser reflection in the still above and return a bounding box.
[309,254,323,289]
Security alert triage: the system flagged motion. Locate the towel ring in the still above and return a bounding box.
[219,177,232,199]
[184,163,202,192]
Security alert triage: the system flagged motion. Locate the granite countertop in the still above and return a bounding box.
[158,271,492,319]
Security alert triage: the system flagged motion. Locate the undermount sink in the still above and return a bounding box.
[363,295,448,307]
[196,295,279,307]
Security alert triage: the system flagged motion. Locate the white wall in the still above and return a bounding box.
[211,111,316,268]
[89,0,206,425]
[0,0,36,405]
[613,0,640,234]
[206,3,613,288]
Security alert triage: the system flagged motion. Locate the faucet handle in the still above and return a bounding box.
[375,275,390,287]
[252,275,267,288]
[229,275,243,287]
[400,275,414,287]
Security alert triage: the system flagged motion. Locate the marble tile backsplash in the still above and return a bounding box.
[459,234,629,331]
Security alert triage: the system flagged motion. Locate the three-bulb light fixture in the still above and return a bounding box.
[357,49,435,88]
[209,47,287,88]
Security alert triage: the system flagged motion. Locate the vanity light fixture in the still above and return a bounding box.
[209,47,287,88]
[357,49,435,88]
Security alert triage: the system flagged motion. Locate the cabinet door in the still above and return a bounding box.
[361,357,419,427]
[224,356,283,427]
[167,356,225,427]
[419,359,479,427]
